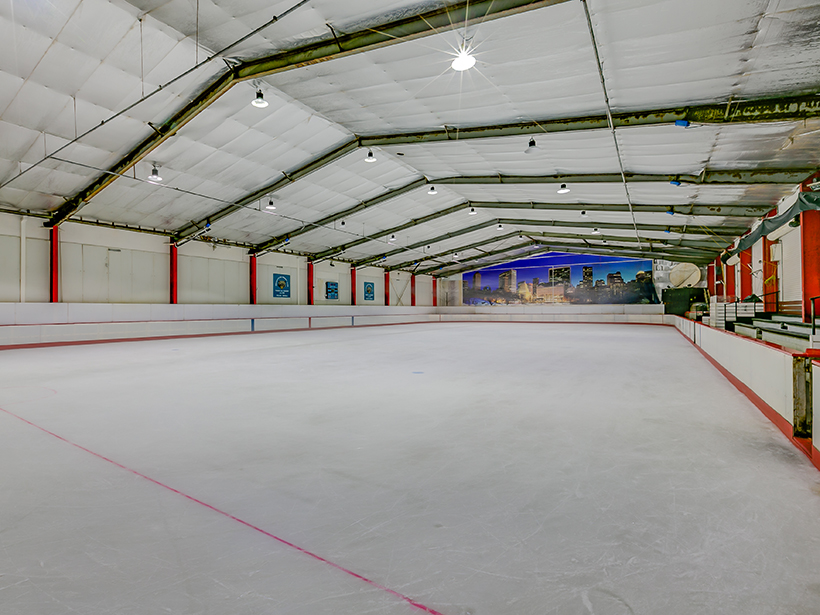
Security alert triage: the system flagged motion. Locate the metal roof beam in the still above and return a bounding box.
[390,232,525,271]
[525,233,721,260]
[523,231,722,253]
[48,0,565,228]
[364,94,820,146]
[416,234,715,275]
[497,218,744,238]
[353,220,500,267]
[252,178,428,254]
[435,170,814,185]
[417,241,540,274]
[173,139,360,243]
[529,243,712,265]
[312,202,470,262]
[470,201,772,216]
[351,216,735,269]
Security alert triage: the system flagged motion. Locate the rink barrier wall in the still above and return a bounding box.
[0,303,664,348]
[673,316,820,472]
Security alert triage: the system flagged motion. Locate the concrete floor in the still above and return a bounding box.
[1,323,819,615]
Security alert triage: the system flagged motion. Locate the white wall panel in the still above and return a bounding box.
[752,239,764,296]
[779,229,802,303]
[358,267,385,306]
[25,238,49,302]
[0,234,21,302]
[390,271,412,306]
[415,275,433,306]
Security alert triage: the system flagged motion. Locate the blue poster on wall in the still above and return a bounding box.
[273,274,290,298]
[326,281,339,300]
[363,281,375,301]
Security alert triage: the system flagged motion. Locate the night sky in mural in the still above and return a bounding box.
[462,253,656,305]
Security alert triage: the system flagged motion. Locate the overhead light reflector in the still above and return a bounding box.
[252,90,268,108]
[451,49,476,71]
[365,150,377,163]
[148,165,162,182]
[557,184,570,194]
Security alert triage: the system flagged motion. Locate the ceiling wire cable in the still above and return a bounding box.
[0,0,312,191]
[53,155,483,267]
[580,0,643,250]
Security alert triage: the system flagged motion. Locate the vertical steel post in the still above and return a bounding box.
[307,261,314,305]
[384,271,390,306]
[433,277,438,307]
[351,267,357,305]
[411,274,416,306]
[249,254,257,305]
[49,225,59,303]
[170,243,178,304]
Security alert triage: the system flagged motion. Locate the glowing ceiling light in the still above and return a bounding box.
[265,198,276,210]
[251,90,268,108]
[364,150,377,163]
[468,207,477,215]
[428,186,437,195]
[451,48,476,71]
[496,223,504,231]
[580,210,588,218]
[591,228,601,235]
[389,233,396,242]
[557,183,570,194]
[147,165,162,182]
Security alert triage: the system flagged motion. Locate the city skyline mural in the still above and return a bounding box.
[462,253,657,305]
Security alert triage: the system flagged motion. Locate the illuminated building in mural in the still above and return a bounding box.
[472,272,482,290]
[499,269,517,293]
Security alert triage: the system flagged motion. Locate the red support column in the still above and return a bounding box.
[432,278,438,307]
[739,249,752,299]
[169,243,178,304]
[249,254,257,305]
[384,271,390,306]
[762,236,778,312]
[307,261,314,305]
[725,263,736,298]
[801,210,820,322]
[49,226,59,303]
[411,274,416,306]
[351,267,357,305]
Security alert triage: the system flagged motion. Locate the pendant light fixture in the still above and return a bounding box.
[265,198,276,210]
[364,150,377,163]
[428,186,437,195]
[451,47,476,71]
[468,207,477,215]
[557,183,570,194]
[591,228,600,235]
[496,223,504,231]
[389,233,396,242]
[524,138,539,154]
[251,90,268,108]
[147,164,162,182]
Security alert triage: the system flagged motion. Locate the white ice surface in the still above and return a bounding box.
[1,323,820,614]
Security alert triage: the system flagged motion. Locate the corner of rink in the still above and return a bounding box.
[671,314,820,474]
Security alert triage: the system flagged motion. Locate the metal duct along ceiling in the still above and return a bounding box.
[1,0,819,271]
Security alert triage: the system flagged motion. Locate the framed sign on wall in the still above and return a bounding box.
[326,281,339,300]
[273,274,290,298]
[363,281,375,301]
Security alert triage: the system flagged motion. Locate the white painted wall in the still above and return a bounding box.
[415,275,433,306]
[752,239,764,296]
[313,260,351,305]
[389,271,413,306]
[257,253,305,305]
[357,267,385,306]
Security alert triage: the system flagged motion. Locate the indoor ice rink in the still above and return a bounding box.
[2,323,820,614]
[3,0,820,613]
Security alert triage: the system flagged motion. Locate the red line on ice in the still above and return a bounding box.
[0,405,445,615]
